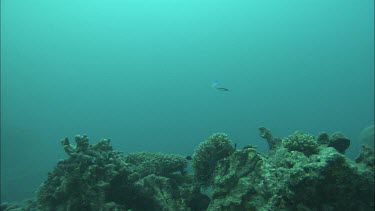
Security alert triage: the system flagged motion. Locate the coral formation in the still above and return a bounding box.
[192,133,236,187]
[124,152,187,178]
[258,127,282,151]
[35,135,207,211]
[282,131,319,156]
[356,145,375,169]
[208,129,374,210]
[1,128,374,211]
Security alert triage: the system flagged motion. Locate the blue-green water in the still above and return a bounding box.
[1,0,373,203]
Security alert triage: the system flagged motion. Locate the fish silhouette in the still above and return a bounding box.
[212,81,229,91]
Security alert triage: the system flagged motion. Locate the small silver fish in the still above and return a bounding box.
[216,87,229,91]
[212,81,229,91]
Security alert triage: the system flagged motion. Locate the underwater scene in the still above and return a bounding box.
[1,0,374,210]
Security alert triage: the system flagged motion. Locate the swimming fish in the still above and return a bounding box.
[216,87,229,91]
[212,81,229,91]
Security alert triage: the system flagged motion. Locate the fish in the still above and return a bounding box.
[216,87,229,91]
[212,81,229,91]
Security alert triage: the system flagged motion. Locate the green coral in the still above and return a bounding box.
[282,131,319,156]
[4,129,375,211]
[124,152,187,177]
[37,135,123,210]
[208,131,374,210]
[192,133,235,187]
[36,135,201,211]
[258,127,282,151]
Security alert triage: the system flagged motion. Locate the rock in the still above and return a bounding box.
[328,132,350,154]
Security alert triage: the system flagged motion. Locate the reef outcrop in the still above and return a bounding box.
[208,129,373,210]
[35,135,208,211]
[192,133,236,187]
[1,128,374,211]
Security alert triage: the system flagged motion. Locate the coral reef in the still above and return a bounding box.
[1,128,373,211]
[124,152,187,178]
[35,135,207,211]
[192,133,236,187]
[282,131,319,156]
[208,128,373,210]
[0,200,37,211]
[258,127,282,151]
[356,145,375,169]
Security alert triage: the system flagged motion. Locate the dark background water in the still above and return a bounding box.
[1,0,374,202]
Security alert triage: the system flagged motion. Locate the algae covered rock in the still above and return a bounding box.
[317,131,350,154]
[328,132,350,154]
[192,133,235,187]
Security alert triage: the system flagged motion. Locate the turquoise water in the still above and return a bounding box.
[1,0,373,202]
